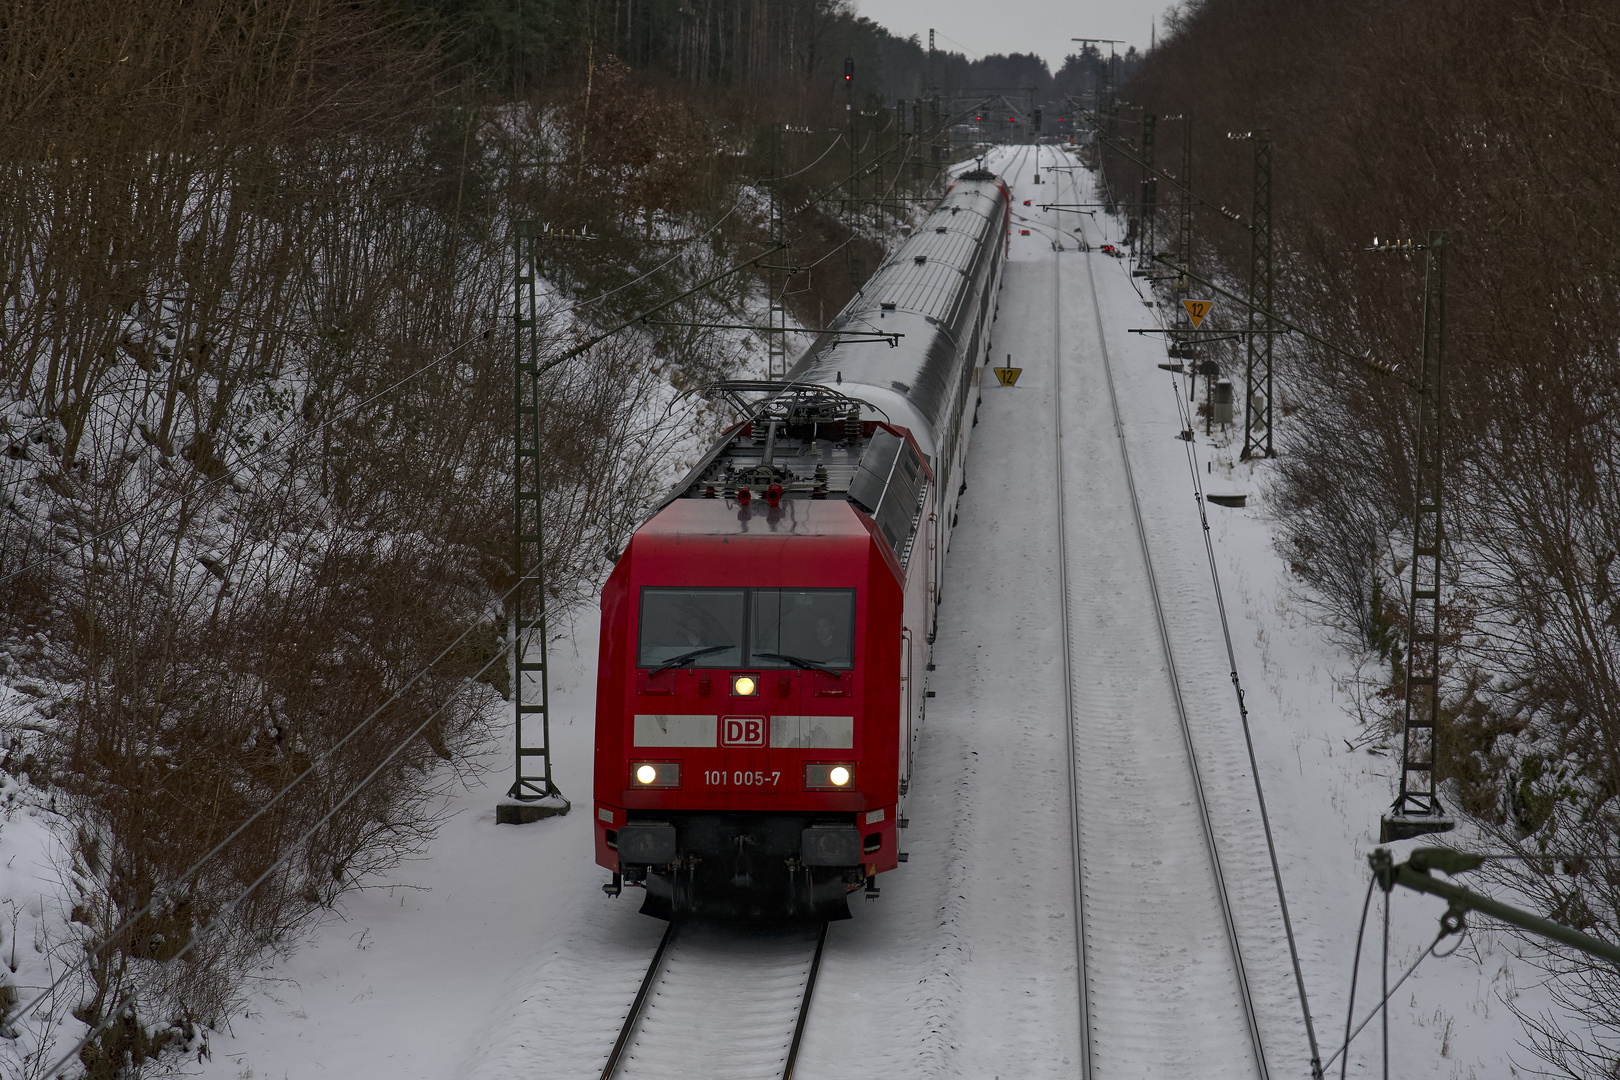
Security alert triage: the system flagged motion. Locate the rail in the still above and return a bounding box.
[1078,197,1271,1080]
[1048,139,1096,1080]
[1043,139,1270,1079]
[599,919,681,1080]
[600,919,828,1080]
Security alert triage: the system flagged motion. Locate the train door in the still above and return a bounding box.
[927,509,939,642]
[899,626,915,802]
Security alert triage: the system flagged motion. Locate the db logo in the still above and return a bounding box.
[722,717,765,746]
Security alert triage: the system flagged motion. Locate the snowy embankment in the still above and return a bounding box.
[0,705,92,1077]
[188,144,1554,1080]
[1051,148,1550,1078]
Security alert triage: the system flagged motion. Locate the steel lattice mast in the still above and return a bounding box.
[1138,112,1157,274]
[1241,130,1273,460]
[1382,230,1454,842]
[502,222,567,821]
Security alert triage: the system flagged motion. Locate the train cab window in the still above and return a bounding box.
[750,589,856,670]
[637,589,744,669]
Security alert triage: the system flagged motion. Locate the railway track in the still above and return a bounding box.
[599,919,827,1080]
[1046,144,1270,1079]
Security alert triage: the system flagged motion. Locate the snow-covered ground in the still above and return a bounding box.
[181,144,1551,1080]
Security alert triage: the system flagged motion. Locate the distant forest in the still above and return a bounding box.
[398,0,1136,114]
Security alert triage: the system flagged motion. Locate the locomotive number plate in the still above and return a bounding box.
[702,770,782,787]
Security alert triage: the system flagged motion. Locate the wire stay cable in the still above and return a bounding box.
[1323,922,1451,1074]
[1382,886,1391,1080]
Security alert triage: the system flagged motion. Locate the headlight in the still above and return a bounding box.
[630,761,680,788]
[732,674,758,696]
[805,762,855,790]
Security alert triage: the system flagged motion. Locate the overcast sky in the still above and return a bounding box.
[854,0,1170,71]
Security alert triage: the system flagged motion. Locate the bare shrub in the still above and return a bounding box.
[0,0,708,1069]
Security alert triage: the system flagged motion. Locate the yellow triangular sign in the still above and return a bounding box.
[1182,299,1213,328]
[994,366,1022,386]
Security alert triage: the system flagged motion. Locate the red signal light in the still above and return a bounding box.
[1009,117,1016,123]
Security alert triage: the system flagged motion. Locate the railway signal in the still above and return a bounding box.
[993,354,1022,386]
[1182,299,1213,327]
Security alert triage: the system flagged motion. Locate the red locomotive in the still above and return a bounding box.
[594,170,1010,919]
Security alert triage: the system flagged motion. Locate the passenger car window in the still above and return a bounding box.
[637,589,745,668]
[750,589,856,669]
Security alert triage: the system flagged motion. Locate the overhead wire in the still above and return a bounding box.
[794,234,857,273]
[9,578,525,1049]
[777,134,937,302]
[1142,226,1469,1080]
[1081,184,1271,1080]
[1049,140,1096,1080]
[5,176,738,1037]
[40,635,519,1077]
[788,97,989,224]
[770,132,847,180]
[1163,368,1325,1076]
[1,182,757,588]
[1338,877,1377,1080]
[769,130,921,332]
[10,191,771,1030]
[10,112,922,1063]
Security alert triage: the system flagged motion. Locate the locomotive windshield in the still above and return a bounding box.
[637,589,744,668]
[636,587,855,670]
[751,589,855,669]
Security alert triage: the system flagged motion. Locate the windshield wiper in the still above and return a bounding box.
[753,651,844,678]
[650,644,731,677]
